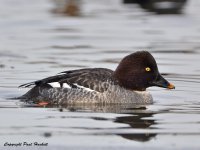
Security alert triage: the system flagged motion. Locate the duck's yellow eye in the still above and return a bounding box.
[145,67,151,72]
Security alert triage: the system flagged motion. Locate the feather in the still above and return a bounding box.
[19,68,115,93]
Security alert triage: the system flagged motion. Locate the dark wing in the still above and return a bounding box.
[19,68,115,93]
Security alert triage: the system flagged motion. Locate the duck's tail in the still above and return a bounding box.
[17,84,53,106]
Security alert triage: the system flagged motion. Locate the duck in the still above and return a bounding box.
[18,51,175,106]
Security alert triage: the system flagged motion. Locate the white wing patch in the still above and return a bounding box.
[47,82,95,92]
[63,83,71,88]
[48,82,72,88]
[48,82,61,88]
[73,83,95,92]
[56,72,67,75]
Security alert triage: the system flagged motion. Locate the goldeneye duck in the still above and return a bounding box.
[18,51,175,106]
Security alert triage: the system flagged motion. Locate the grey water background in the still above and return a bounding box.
[0,0,200,149]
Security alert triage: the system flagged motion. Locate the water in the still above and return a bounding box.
[0,0,200,149]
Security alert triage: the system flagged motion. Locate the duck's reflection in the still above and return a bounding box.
[114,112,156,142]
[61,104,157,142]
[114,112,155,129]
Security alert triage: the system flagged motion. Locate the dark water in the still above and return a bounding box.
[0,0,200,149]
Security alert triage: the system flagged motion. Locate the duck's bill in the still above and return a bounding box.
[151,75,175,89]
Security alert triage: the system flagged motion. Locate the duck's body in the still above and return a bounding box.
[18,51,174,106]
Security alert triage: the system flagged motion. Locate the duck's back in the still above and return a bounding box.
[19,68,117,104]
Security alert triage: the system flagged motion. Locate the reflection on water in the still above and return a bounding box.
[115,113,155,129]
[59,103,147,113]
[114,112,156,142]
[118,133,157,142]
[59,104,157,142]
[1,0,200,149]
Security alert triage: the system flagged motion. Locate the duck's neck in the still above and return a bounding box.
[113,71,146,92]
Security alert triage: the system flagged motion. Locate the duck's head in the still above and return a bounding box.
[113,51,175,91]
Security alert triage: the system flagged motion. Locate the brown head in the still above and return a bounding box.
[113,51,175,91]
